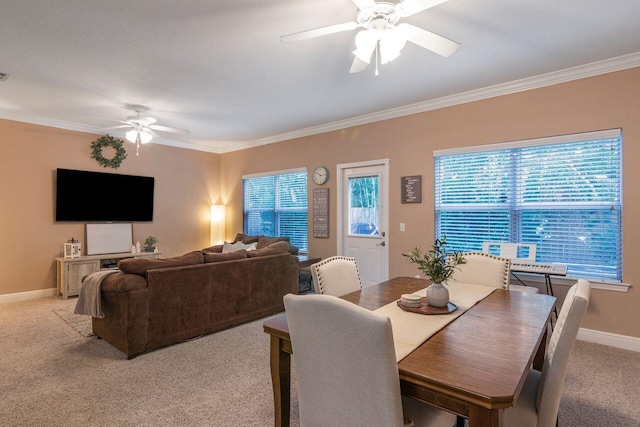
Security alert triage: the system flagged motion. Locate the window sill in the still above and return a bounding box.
[511,272,630,293]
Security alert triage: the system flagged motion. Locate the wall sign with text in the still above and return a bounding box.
[313,188,329,238]
[401,175,422,203]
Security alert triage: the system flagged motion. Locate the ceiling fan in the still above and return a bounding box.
[108,105,190,155]
[281,0,460,75]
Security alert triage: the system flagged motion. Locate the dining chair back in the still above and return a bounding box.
[504,279,591,427]
[448,252,511,289]
[283,293,455,427]
[284,293,403,426]
[310,256,362,297]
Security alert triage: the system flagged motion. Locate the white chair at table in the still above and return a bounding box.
[283,293,456,427]
[504,279,591,427]
[310,256,362,297]
[448,252,539,294]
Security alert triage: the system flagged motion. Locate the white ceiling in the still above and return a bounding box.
[1,0,640,154]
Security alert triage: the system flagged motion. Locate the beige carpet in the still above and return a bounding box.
[53,301,94,337]
[1,296,639,426]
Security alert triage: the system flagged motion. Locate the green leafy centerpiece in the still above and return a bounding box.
[403,237,466,307]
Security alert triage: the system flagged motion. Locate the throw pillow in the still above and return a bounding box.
[247,240,290,258]
[203,250,248,263]
[231,233,259,245]
[118,251,204,276]
[222,241,257,253]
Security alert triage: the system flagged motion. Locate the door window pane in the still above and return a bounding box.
[348,175,380,236]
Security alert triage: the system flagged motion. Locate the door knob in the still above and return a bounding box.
[376,241,386,247]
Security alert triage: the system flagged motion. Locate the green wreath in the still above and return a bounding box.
[91,135,127,169]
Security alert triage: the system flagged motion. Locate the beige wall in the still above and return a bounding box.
[0,119,220,295]
[221,67,640,338]
[2,67,638,339]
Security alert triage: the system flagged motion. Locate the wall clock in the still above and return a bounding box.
[312,166,329,185]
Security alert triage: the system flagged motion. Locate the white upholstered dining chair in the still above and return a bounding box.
[283,293,456,427]
[309,256,362,297]
[504,279,591,427]
[448,252,538,294]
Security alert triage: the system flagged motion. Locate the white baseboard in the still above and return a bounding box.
[577,327,640,352]
[0,288,57,303]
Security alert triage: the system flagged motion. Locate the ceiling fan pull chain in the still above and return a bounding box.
[136,133,141,156]
[375,40,380,76]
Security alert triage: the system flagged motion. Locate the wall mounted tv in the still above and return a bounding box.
[55,168,154,222]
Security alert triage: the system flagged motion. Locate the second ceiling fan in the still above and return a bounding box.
[281,0,460,74]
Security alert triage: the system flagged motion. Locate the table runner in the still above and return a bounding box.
[374,282,495,361]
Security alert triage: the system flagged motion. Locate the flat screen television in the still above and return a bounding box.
[55,168,154,221]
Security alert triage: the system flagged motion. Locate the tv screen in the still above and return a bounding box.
[55,168,154,221]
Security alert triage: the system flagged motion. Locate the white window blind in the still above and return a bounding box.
[243,170,308,251]
[434,130,622,281]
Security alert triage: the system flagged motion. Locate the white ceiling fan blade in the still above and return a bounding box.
[349,57,370,73]
[281,21,359,43]
[149,124,190,135]
[351,0,376,10]
[397,0,449,17]
[104,125,132,130]
[400,23,460,57]
[140,116,157,125]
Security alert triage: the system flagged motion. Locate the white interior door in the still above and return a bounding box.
[338,160,389,287]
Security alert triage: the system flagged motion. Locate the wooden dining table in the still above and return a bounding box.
[263,276,556,427]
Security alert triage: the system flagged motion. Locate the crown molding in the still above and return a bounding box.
[2,52,639,154]
[241,52,640,152]
[0,110,225,154]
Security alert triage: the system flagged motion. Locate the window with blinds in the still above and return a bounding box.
[434,129,622,281]
[243,169,308,252]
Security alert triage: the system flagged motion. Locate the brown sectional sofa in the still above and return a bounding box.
[92,236,299,358]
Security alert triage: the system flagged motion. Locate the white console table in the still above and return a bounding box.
[55,251,162,299]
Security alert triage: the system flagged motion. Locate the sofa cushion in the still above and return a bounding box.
[118,251,204,276]
[247,240,290,258]
[257,236,290,249]
[231,233,260,245]
[204,249,248,263]
[201,244,223,253]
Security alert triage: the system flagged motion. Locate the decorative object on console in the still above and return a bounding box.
[64,237,82,259]
[143,236,158,252]
[402,236,466,307]
[90,135,127,169]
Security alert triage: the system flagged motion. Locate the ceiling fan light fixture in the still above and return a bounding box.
[125,129,138,143]
[139,131,153,144]
[354,29,379,62]
[379,27,407,63]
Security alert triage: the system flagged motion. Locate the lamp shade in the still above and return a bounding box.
[210,204,226,245]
